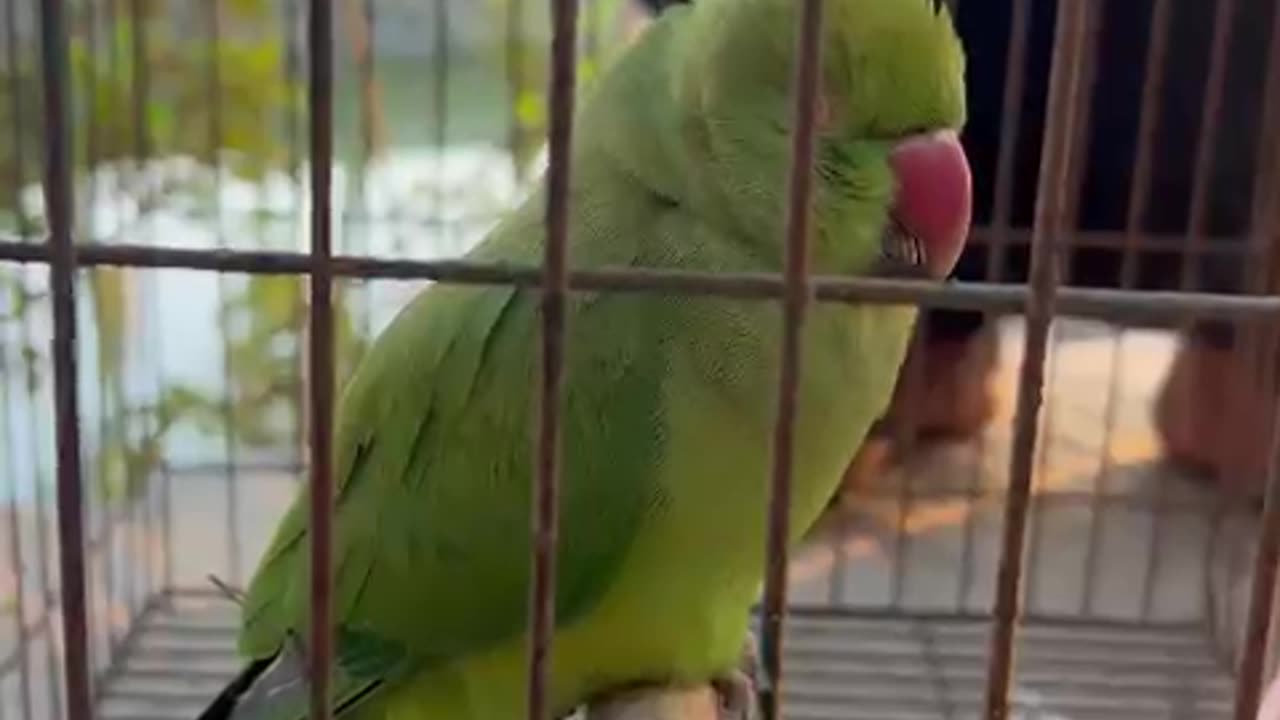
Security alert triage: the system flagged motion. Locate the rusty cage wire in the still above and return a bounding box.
[0,0,1278,718]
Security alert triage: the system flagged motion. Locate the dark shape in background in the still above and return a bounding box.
[636,0,1274,343]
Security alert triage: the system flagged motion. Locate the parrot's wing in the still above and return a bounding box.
[229,212,671,717]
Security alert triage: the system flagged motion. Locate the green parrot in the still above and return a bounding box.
[197,0,971,717]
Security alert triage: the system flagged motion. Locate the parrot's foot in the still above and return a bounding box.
[710,670,758,720]
[585,675,755,720]
[584,638,762,719]
[710,634,762,720]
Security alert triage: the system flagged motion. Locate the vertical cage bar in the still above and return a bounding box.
[356,0,378,170]
[956,425,987,611]
[285,0,301,179]
[504,0,526,183]
[128,0,150,164]
[760,1,824,717]
[582,0,599,65]
[0,308,34,720]
[160,463,174,594]
[83,0,121,668]
[3,0,28,237]
[0,8,38,710]
[1178,0,1237,292]
[348,0,378,338]
[1027,1,1101,616]
[138,269,159,604]
[1022,319,1060,615]
[104,0,142,638]
[432,0,450,225]
[1181,0,1248,649]
[1230,10,1280,714]
[1118,0,1171,289]
[281,0,306,475]
[18,285,64,719]
[126,16,161,604]
[1247,5,1280,279]
[83,0,100,196]
[1234,329,1280,720]
[526,1,578,717]
[1253,0,1280,613]
[888,323,926,609]
[982,0,1089,716]
[1083,326,1124,614]
[1057,4,1100,246]
[1128,0,1179,616]
[306,0,336,715]
[962,0,1033,615]
[1091,0,1172,619]
[984,0,1032,282]
[38,0,94,714]
[128,0,164,592]
[205,0,245,587]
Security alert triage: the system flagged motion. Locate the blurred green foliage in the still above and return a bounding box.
[214,274,370,446]
[2,0,642,504]
[485,0,634,178]
[0,0,302,228]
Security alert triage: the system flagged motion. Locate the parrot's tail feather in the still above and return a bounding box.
[194,654,277,720]
[193,633,390,720]
[207,573,247,606]
[334,678,385,715]
[193,636,314,720]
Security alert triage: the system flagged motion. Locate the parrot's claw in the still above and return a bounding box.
[711,669,758,720]
[711,636,763,720]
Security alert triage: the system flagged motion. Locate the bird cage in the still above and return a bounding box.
[0,0,1278,718]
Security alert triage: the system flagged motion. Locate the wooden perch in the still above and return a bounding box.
[585,671,758,720]
[585,685,724,720]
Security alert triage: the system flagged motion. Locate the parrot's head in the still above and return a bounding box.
[674,0,971,279]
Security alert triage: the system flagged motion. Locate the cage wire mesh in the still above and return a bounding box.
[0,0,1278,718]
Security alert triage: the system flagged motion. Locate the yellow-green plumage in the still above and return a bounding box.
[216,1,966,718]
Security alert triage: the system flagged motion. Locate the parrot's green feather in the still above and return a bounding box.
[222,0,968,718]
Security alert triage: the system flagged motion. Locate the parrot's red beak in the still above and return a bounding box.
[886,129,972,279]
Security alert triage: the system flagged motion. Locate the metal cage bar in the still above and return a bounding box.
[1230,8,1280,711]
[9,234,1280,319]
[205,0,247,590]
[1119,0,1174,623]
[982,0,1031,283]
[36,0,93,715]
[1118,0,1173,290]
[982,0,1091,716]
[1178,0,1239,293]
[6,0,1280,718]
[759,1,826,716]
[525,0,579,717]
[0,277,34,720]
[306,0,336,716]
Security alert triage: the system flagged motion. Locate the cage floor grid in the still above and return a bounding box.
[97,595,1236,720]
